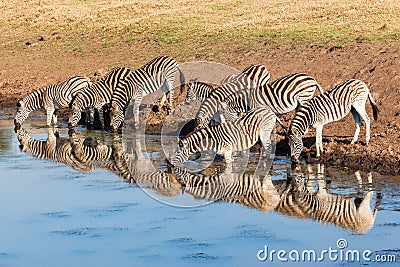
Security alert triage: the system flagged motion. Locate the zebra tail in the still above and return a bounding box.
[178,67,185,94]
[368,93,379,120]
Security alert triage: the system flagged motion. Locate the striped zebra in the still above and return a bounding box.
[172,166,280,211]
[68,66,132,129]
[288,79,379,162]
[185,79,216,104]
[109,56,184,131]
[171,107,276,165]
[277,164,380,233]
[14,76,91,128]
[185,73,239,104]
[221,73,323,124]
[195,64,270,130]
[68,129,133,180]
[16,127,93,172]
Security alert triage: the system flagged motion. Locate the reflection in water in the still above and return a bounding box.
[277,164,381,234]
[15,128,381,233]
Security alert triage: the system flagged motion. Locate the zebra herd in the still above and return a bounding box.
[13,55,379,164]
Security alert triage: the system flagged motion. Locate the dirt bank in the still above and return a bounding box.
[1,40,399,174]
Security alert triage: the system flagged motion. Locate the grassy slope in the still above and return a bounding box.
[1,0,399,61]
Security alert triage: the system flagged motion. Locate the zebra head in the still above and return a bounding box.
[170,139,190,166]
[288,129,303,163]
[110,102,124,132]
[14,99,29,129]
[185,79,198,104]
[68,103,82,129]
[15,128,30,151]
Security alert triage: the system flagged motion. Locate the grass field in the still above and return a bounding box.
[1,0,399,60]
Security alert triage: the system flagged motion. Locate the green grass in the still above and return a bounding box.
[1,0,399,61]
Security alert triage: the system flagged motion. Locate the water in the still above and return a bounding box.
[0,118,399,266]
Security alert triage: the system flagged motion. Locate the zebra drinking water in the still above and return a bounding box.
[288,79,379,162]
[14,76,91,129]
[68,66,132,130]
[171,106,276,165]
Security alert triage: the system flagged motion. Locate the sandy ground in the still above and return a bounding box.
[1,40,399,174]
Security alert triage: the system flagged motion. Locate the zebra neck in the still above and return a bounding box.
[24,88,46,111]
[196,97,218,121]
[290,109,316,137]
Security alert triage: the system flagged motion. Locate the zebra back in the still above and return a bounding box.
[253,73,323,114]
[111,56,179,109]
[195,65,270,129]
[72,66,132,110]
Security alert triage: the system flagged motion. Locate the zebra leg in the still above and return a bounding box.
[133,95,143,128]
[46,106,55,126]
[97,108,104,129]
[350,107,362,144]
[52,109,58,125]
[165,77,175,113]
[88,108,95,128]
[352,102,371,145]
[222,144,234,164]
[260,126,272,157]
[315,125,323,157]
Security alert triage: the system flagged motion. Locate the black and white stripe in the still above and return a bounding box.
[14,76,91,128]
[194,64,270,129]
[288,79,379,161]
[110,56,184,131]
[171,107,276,165]
[185,79,216,104]
[277,164,380,233]
[172,167,280,210]
[16,128,94,172]
[68,130,133,180]
[222,73,323,121]
[68,66,132,129]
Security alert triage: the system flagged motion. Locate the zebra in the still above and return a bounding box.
[185,79,216,104]
[171,107,276,165]
[109,56,185,131]
[194,64,270,130]
[14,76,91,129]
[16,127,94,172]
[276,164,380,233]
[172,166,280,211]
[68,66,132,130]
[288,79,379,162]
[185,73,239,104]
[221,73,323,130]
[68,129,134,180]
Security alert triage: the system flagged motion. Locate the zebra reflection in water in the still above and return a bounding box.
[277,164,381,234]
[16,127,93,172]
[172,163,380,233]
